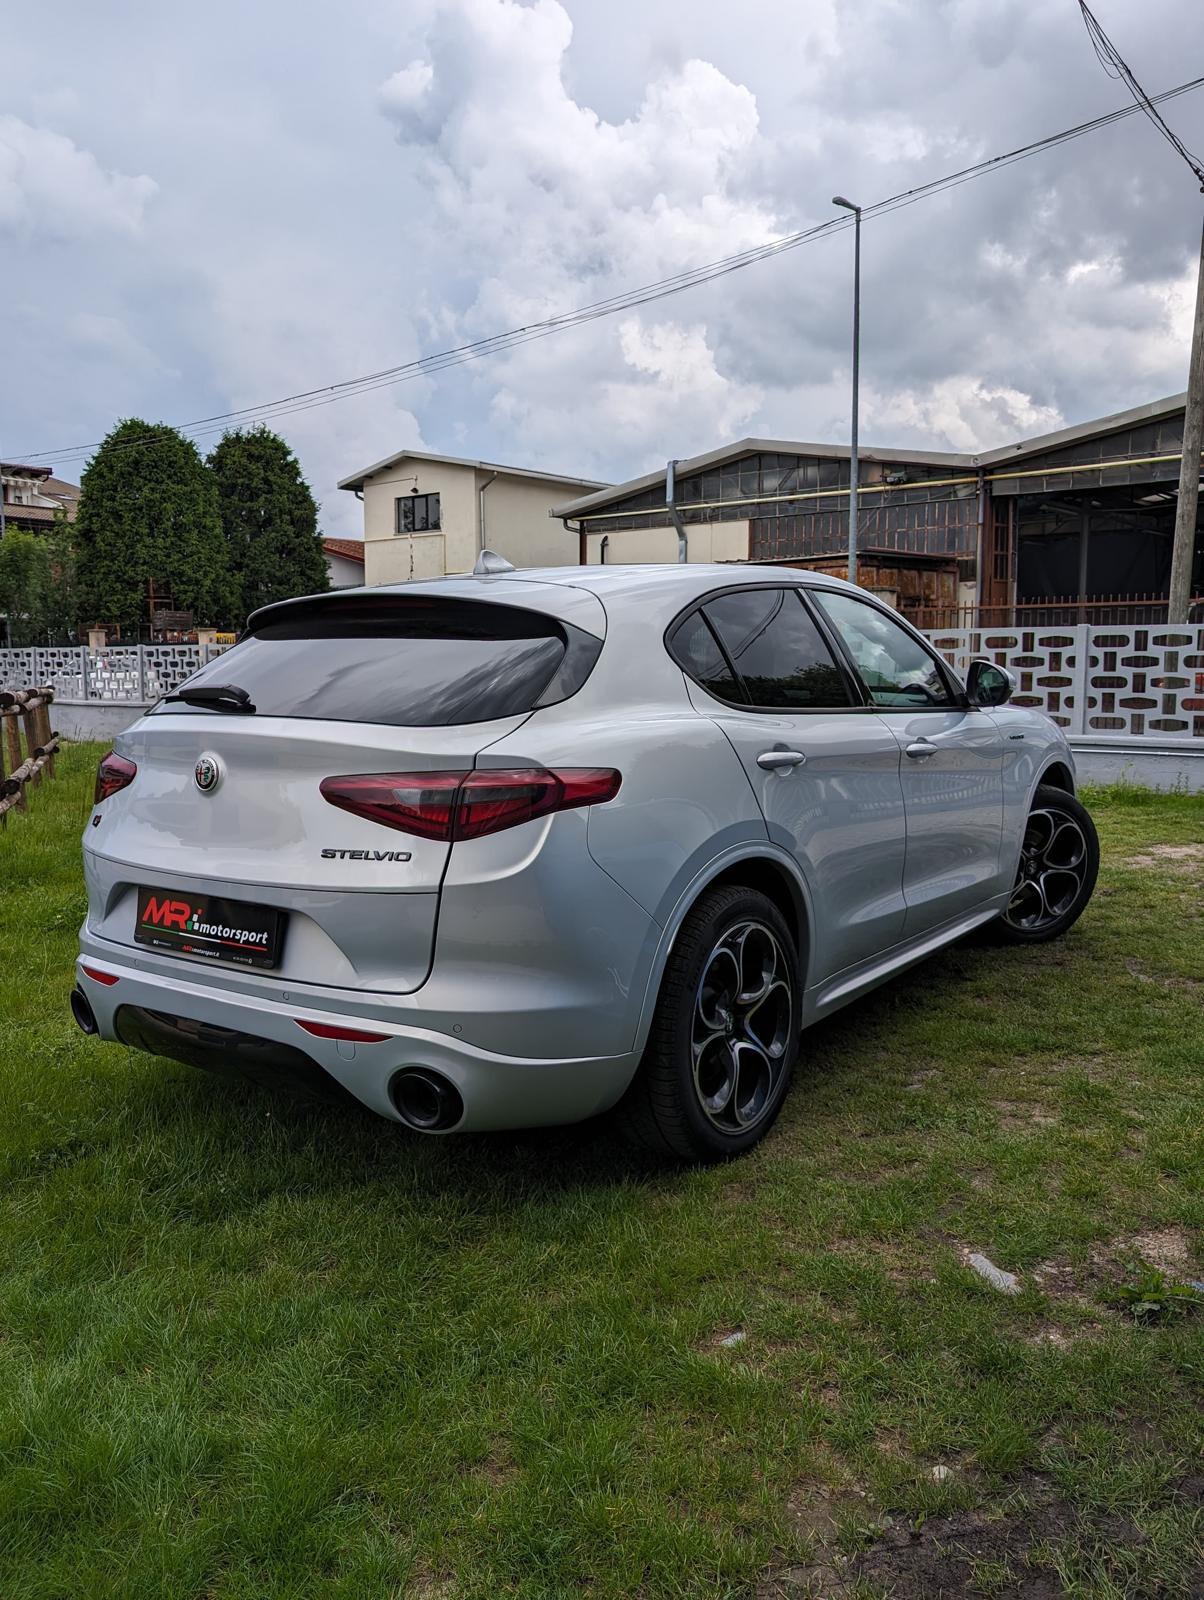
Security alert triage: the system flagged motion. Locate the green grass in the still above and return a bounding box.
[1,746,1201,1599]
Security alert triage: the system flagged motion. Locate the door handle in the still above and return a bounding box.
[757,749,807,770]
[905,738,938,760]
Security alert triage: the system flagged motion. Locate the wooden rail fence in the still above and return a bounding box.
[0,686,60,827]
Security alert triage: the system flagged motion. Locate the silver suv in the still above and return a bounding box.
[74,564,1098,1161]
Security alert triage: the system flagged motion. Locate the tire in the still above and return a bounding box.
[620,885,801,1163]
[994,783,1099,945]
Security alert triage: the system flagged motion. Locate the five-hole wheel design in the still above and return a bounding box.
[691,920,794,1133]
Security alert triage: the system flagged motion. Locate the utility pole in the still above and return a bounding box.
[833,196,862,585]
[1168,213,1204,622]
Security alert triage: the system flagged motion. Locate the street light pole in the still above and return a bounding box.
[833,196,861,586]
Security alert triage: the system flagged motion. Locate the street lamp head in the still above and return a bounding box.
[832,194,860,212]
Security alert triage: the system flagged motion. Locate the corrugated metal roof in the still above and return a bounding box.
[550,394,1196,519]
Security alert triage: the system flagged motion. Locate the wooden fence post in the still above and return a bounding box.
[34,686,55,778]
[1,696,23,801]
[19,694,41,789]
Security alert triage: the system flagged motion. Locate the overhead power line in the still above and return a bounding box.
[13,71,1204,470]
[1077,2,1204,187]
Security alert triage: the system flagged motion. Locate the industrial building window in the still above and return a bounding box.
[396,492,441,534]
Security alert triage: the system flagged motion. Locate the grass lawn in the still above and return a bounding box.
[1,741,1201,1600]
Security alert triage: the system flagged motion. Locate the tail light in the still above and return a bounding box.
[95,751,137,804]
[319,767,621,841]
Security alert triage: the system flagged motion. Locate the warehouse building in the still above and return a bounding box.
[551,393,1204,627]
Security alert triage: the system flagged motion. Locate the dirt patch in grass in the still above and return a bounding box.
[1121,843,1204,874]
[904,1069,938,1091]
[1115,1226,1197,1276]
[1123,957,1202,993]
[992,1100,1059,1131]
[760,1468,1203,1598]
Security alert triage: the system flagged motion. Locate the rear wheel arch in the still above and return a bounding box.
[631,847,813,1066]
[620,880,802,1161]
[702,857,808,971]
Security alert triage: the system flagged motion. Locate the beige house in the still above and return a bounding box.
[338,448,607,586]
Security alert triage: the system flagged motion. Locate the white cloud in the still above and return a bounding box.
[0,115,156,237]
[377,0,780,472]
[865,376,1063,454]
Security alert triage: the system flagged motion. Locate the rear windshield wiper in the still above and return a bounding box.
[164,683,257,714]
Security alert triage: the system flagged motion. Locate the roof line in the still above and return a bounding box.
[975,391,1188,465]
[550,436,975,517]
[338,446,610,493]
[550,393,1195,518]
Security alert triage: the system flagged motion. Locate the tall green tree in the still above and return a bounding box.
[75,418,236,633]
[0,529,53,647]
[0,514,78,645]
[208,427,328,618]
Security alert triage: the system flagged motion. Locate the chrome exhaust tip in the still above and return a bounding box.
[389,1068,464,1132]
[70,987,98,1036]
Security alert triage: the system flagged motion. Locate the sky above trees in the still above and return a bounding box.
[4,0,1204,535]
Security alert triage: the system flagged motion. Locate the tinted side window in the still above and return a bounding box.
[667,611,746,704]
[702,589,852,709]
[813,592,953,708]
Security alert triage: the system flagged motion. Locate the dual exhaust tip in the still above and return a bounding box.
[71,986,463,1133]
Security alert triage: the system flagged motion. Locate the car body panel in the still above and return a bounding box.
[875,707,1007,935]
[691,694,910,982]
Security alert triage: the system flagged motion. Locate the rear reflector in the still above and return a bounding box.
[81,964,120,986]
[95,751,137,804]
[295,1019,390,1043]
[319,766,621,842]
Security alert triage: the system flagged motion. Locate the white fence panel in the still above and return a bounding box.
[0,649,38,693]
[0,643,234,703]
[924,623,1204,740]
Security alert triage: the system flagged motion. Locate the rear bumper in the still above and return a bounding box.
[73,950,640,1133]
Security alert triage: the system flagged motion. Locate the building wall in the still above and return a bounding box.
[324,551,365,589]
[359,457,598,585]
[581,520,751,565]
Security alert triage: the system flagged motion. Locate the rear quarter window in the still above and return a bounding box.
[154,596,602,727]
[668,587,852,710]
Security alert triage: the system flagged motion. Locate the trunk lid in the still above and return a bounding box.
[83,583,606,995]
[87,712,529,992]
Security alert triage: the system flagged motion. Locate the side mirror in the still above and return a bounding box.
[966,659,1014,708]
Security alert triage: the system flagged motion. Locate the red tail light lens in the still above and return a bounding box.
[319,767,621,842]
[95,752,137,804]
[456,768,621,839]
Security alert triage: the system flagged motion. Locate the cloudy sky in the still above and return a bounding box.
[4,0,1204,534]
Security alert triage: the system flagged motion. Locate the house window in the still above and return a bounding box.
[396,493,441,534]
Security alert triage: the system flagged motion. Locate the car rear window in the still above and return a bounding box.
[153,596,602,727]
